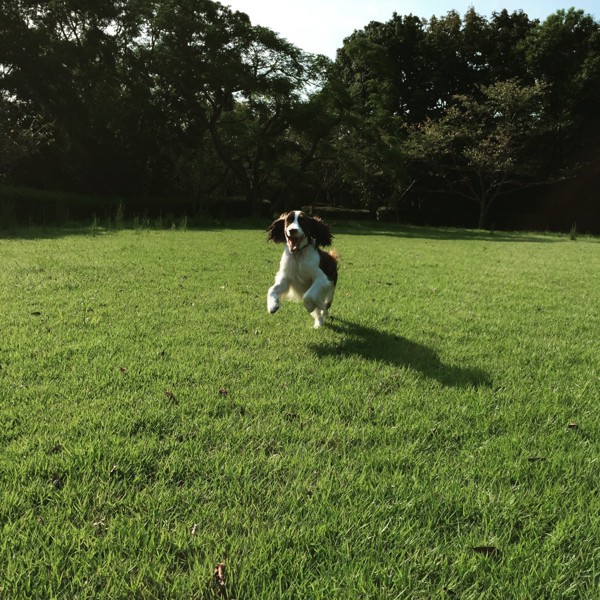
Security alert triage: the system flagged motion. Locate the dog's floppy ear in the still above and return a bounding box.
[267,213,287,243]
[305,215,333,247]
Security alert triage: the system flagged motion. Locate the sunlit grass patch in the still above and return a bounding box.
[1,225,598,598]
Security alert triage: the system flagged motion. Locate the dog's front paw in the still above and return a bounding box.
[267,298,280,314]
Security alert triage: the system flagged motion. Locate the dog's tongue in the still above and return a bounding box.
[288,237,301,252]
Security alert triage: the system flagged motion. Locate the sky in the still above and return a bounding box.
[223,0,598,58]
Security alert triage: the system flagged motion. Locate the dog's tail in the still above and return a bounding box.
[328,249,340,263]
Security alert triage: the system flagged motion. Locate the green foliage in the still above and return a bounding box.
[0,98,53,175]
[0,225,598,597]
[333,9,599,226]
[0,0,333,208]
[524,9,600,168]
[407,78,549,228]
[0,3,598,229]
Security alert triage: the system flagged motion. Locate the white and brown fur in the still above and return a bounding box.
[267,210,339,328]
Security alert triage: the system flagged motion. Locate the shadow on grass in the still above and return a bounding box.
[312,317,491,388]
[332,222,565,243]
[0,218,267,241]
[0,225,108,241]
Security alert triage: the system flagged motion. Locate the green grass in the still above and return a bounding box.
[1,223,598,599]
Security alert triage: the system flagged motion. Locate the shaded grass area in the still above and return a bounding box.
[0,225,598,598]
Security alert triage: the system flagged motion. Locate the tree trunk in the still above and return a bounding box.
[478,201,488,229]
[249,189,262,218]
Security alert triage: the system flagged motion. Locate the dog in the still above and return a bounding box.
[267,210,339,328]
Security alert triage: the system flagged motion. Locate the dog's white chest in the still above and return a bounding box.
[281,248,319,295]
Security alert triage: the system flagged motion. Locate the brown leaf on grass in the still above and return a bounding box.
[219,387,228,397]
[165,390,177,403]
[214,562,227,597]
[472,546,499,557]
[567,422,578,429]
[119,367,128,374]
[50,473,65,489]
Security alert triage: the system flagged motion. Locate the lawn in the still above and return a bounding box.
[0,223,598,599]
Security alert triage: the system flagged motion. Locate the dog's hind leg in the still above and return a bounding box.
[306,278,335,328]
[311,308,325,329]
[304,275,331,312]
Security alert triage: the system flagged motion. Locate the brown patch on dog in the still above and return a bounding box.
[267,215,286,243]
[319,249,339,285]
[299,213,333,247]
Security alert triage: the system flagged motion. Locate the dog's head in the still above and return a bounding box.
[267,211,333,251]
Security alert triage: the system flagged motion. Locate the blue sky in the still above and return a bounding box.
[224,0,598,58]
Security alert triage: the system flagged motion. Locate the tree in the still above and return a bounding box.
[525,9,600,171]
[0,98,53,176]
[150,0,330,215]
[488,9,537,82]
[322,15,429,210]
[0,0,161,193]
[0,0,330,211]
[408,78,549,228]
[330,9,540,214]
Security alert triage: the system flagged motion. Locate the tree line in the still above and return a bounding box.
[1,1,599,230]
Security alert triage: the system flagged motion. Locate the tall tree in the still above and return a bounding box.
[0,0,331,210]
[325,14,430,209]
[525,9,600,171]
[408,78,549,228]
[488,9,537,82]
[150,0,329,214]
[330,9,537,212]
[0,0,159,193]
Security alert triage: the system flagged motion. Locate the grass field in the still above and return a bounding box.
[1,222,598,599]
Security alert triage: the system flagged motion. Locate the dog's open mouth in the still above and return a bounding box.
[286,234,305,253]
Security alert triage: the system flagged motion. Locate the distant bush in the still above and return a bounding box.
[0,186,248,227]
